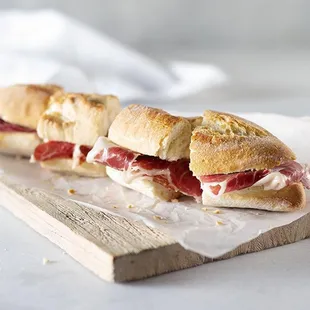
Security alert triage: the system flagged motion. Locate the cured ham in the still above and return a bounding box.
[95,147,139,170]
[0,118,36,133]
[201,161,310,196]
[89,143,202,198]
[34,141,91,163]
[201,169,269,196]
[87,137,308,199]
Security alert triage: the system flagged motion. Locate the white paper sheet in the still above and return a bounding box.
[0,112,309,258]
[0,10,226,102]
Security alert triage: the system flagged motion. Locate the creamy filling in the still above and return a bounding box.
[86,136,118,164]
[128,165,177,190]
[201,180,228,198]
[29,154,36,163]
[254,171,288,191]
[72,144,82,169]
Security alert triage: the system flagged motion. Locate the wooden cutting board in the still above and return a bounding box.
[1,176,310,282]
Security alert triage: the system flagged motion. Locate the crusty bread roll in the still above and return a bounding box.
[40,159,107,177]
[185,116,203,130]
[37,93,121,146]
[0,132,41,157]
[202,182,306,212]
[0,84,63,129]
[190,110,296,176]
[106,167,180,201]
[108,104,192,161]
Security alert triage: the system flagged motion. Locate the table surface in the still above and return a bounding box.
[1,50,310,310]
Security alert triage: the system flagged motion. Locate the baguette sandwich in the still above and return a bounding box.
[0,84,63,156]
[190,111,309,211]
[87,105,309,211]
[32,93,121,177]
[86,104,203,200]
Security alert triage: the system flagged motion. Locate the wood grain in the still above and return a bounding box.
[0,176,310,282]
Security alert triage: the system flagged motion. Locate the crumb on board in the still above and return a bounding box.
[171,199,179,203]
[213,209,222,214]
[42,257,51,265]
[216,220,224,226]
[67,188,76,195]
[127,204,134,209]
[153,215,164,221]
[112,205,118,209]
[201,207,208,211]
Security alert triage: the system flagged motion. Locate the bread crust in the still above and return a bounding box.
[0,84,63,129]
[106,167,180,201]
[0,132,41,157]
[202,182,306,211]
[190,110,296,176]
[40,159,107,177]
[186,116,203,130]
[108,104,192,160]
[37,93,121,146]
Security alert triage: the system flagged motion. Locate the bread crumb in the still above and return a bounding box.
[42,257,51,265]
[213,209,221,214]
[67,188,76,195]
[216,221,224,226]
[127,204,134,209]
[171,199,179,203]
[153,215,163,221]
[112,205,118,209]
[201,207,208,211]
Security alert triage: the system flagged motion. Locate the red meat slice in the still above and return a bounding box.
[200,161,309,195]
[93,146,202,197]
[34,141,91,162]
[201,170,269,195]
[0,118,36,133]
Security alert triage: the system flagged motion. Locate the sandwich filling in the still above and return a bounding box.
[0,118,36,133]
[200,161,310,198]
[87,137,202,198]
[33,141,92,168]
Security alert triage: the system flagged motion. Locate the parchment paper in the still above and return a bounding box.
[0,112,309,258]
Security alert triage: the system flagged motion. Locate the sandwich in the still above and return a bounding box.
[190,110,309,211]
[86,104,203,200]
[87,105,309,211]
[33,93,121,177]
[0,84,63,156]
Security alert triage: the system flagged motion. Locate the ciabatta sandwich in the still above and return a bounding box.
[190,111,309,211]
[87,104,203,200]
[0,84,63,156]
[33,93,121,177]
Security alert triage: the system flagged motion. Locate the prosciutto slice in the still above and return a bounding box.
[92,145,202,198]
[0,118,36,133]
[34,141,91,162]
[88,137,309,198]
[201,161,310,196]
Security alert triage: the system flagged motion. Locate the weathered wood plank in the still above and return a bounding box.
[1,176,310,282]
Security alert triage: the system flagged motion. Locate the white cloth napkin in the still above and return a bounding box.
[0,9,226,101]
